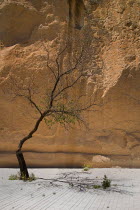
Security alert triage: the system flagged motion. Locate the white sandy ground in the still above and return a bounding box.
[0,168,140,210]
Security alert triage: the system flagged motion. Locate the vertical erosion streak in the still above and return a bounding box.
[75,0,84,29]
[68,0,84,30]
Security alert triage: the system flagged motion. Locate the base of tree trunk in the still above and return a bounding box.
[16,150,29,179]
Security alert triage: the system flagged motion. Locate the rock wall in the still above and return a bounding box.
[0,0,140,168]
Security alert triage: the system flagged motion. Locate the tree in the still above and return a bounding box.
[8,42,96,179]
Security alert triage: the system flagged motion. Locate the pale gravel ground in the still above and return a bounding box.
[0,168,140,210]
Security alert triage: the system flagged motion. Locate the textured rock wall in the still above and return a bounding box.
[0,0,140,167]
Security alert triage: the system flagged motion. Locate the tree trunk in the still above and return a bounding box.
[16,114,47,179]
[16,150,29,179]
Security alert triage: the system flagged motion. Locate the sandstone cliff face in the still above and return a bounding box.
[0,0,140,168]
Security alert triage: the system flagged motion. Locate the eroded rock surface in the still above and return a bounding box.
[0,0,140,167]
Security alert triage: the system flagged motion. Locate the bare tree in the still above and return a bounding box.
[7,43,96,179]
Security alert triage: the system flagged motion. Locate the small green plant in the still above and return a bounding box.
[9,172,36,182]
[9,174,19,180]
[83,167,89,171]
[28,173,36,182]
[102,175,111,189]
[93,185,101,189]
[69,182,74,187]
[83,164,91,171]
[20,173,27,181]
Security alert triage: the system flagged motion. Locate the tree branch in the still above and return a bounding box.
[41,43,57,80]
[55,45,67,76]
[18,110,50,150]
[54,74,82,99]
